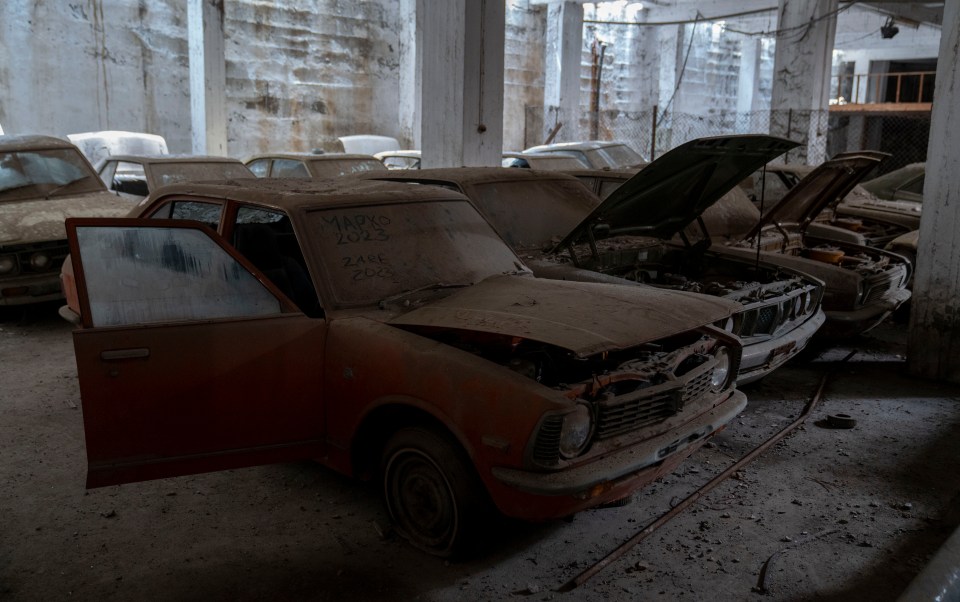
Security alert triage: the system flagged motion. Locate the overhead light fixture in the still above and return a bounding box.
[881,17,899,39]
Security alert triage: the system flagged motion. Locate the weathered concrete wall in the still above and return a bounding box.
[504,0,545,151]
[0,0,401,156]
[0,1,192,149]
[225,1,401,157]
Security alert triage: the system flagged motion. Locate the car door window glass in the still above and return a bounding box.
[900,176,925,195]
[272,159,310,178]
[112,161,149,196]
[148,200,223,231]
[232,206,321,316]
[75,225,282,327]
[246,159,270,177]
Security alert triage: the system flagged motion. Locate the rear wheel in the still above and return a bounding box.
[381,427,488,557]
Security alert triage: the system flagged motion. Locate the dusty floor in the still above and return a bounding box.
[2,303,960,601]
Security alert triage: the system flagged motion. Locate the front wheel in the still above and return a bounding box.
[381,427,489,557]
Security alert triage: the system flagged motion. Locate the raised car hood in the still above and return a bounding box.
[389,274,738,357]
[746,154,882,240]
[0,191,130,245]
[553,135,797,252]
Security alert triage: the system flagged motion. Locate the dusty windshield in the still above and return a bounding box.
[307,199,525,307]
[0,148,104,201]
[151,162,254,188]
[469,179,600,251]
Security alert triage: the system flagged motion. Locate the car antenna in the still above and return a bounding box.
[755,163,767,272]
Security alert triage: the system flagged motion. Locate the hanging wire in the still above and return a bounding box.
[655,11,701,129]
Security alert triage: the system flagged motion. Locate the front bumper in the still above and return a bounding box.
[821,288,911,338]
[0,272,64,306]
[737,309,826,384]
[488,390,747,519]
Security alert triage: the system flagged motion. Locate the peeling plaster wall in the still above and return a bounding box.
[0,1,191,148]
[0,0,401,156]
[225,1,401,157]
[503,0,545,151]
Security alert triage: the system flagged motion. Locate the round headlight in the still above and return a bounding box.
[793,295,804,317]
[711,347,731,391]
[0,255,15,274]
[559,404,593,459]
[803,291,813,313]
[29,252,51,270]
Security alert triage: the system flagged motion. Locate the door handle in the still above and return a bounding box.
[100,348,150,361]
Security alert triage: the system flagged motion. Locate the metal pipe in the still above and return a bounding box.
[556,353,853,592]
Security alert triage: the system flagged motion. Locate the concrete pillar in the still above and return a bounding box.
[908,0,960,382]
[769,0,838,165]
[398,0,422,150]
[853,57,870,104]
[736,38,761,115]
[187,0,227,156]
[543,2,583,143]
[845,114,865,151]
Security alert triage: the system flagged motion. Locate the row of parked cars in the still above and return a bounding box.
[0,131,918,557]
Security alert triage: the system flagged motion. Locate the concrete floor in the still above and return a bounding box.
[2,303,960,601]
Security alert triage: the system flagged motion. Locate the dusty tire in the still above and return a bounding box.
[381,427,488,558]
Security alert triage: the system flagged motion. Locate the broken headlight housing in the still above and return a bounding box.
[558,403,593,459]
[710,346,732,392]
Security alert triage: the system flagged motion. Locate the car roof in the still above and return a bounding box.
[0,134,78,152]
[148,177,467,213]
[105,154,244,164]
[245,153,380,162]
[363,166,583,186]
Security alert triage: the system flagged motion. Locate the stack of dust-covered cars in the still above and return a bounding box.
[60,177,748,557]
[564,144,913,339]
[0,135,130,306]
[703,155,912,336]
[363,135,827,385]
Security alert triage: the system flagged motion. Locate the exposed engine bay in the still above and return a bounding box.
[538,236,821,340]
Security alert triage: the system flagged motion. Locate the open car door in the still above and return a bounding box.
[66,218,326,488]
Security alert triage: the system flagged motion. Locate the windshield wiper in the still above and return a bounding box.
[378,282,471,309]
[44,177,87,199]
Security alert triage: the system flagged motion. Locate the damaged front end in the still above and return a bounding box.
[535,233,824,383]
[401,320,745,514]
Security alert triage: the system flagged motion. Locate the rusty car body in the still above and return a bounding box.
[707,155,913,337]
[0,135,130,305]
[245,152,387,179]
[363,136,828,384]
[96,154,255,201]
[61,178,747,556]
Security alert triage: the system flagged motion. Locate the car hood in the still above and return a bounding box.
[0,191,130,245]
[746,154,882,239]
[552,135,797,252]
[388,274,738,357]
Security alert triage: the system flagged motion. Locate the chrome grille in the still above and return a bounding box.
[533,415,563,465]
[596,393,678,440]
[862,268,904,306]
[682,369,713,404]
[755,306,779,334]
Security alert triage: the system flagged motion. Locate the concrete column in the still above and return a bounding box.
[853,57,870,104]
[187,0,227,156]
[845,114,865,151]
[398,0,422,150]
[736,38,761,115]
[908,0,960,382]
[769,0,838,165]
[543,2,583,143]
[421,0,504,167]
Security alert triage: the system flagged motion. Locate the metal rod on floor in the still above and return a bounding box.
[556,351,856,592]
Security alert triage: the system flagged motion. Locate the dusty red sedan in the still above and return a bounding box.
[61,179,745,556]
